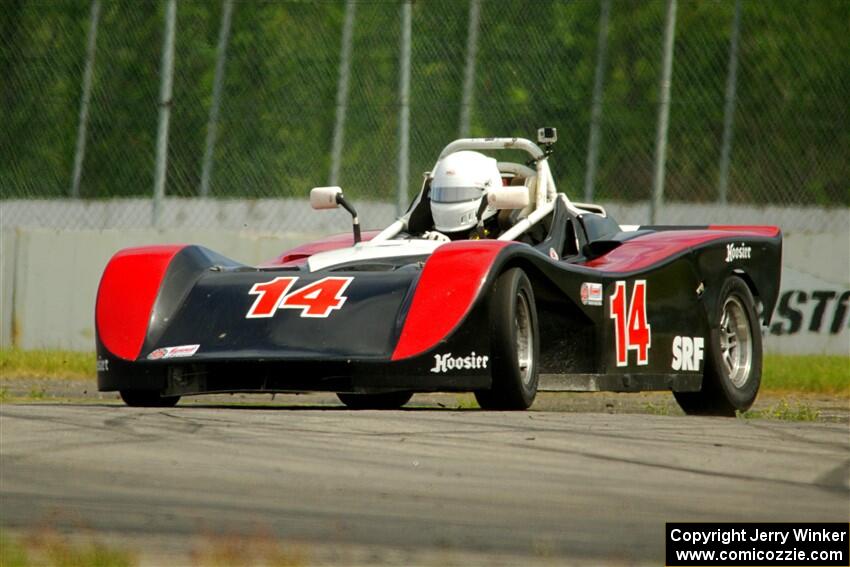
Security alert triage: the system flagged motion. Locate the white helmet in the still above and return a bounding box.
[430,151,502,233]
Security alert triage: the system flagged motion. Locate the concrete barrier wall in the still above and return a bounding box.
[1,229,17,349]
[2,197,398,233]
[766,232,849,355]
[1,228,321,351]
[4,197,846,234]
[2,200,847,355]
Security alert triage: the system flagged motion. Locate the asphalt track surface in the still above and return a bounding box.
[1,403,848,565]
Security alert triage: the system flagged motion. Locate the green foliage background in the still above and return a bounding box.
[1,0,848,206]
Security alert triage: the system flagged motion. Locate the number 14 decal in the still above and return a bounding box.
[610,280,651,367]
[246,276,353,318]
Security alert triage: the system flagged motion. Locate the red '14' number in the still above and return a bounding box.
[610,280,651,367]
[246,276,353,318]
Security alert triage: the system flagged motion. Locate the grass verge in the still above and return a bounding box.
[761,355,849,396]
[741,399,821,421]
[0,529,136,567]
[0,349,847,396]
[0,528,311,567]
[0,349,93,380]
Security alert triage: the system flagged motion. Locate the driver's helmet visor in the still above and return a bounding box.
[430,185,484,203]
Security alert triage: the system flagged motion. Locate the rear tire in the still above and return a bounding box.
[119,390,181,407]
[337,391,413,409]
[475,268,540,410]
[674,276,762,416]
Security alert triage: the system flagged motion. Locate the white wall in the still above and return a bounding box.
[4,197,846,234]
[1,228,321,351]
[766,232,849,355]
[1,229,17,348]
[2,197,397,232]
[2,200,848,355]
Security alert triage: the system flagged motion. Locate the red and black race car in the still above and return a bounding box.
[96,133,782,415]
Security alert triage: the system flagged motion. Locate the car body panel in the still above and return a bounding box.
[95,222,781,397]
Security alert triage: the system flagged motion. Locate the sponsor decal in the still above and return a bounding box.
[146,344,200,360]
[147,348,167,360]
[581,282,603,306]
[430,352,489,374]
[96,358,109,372]
[671,336,704,371]
[247,276,353,318]
[610,280,651,367]
[725,242,752,263]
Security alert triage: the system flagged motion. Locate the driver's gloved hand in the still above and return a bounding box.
[422,230,450,243]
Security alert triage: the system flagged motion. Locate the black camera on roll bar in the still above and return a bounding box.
[537,127,557,145]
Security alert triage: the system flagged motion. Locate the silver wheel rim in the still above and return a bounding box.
[515,290,534,386]
[719,295,752,388]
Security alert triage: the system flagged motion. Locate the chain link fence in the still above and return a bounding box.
[1,0,848,231]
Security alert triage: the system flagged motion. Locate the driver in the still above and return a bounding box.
[423,150,503,241]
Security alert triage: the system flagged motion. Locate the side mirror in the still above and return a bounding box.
[487,186,529,210]
[309,186,362,243]
[310,186,343,210]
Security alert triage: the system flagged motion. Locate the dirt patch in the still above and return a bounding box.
[1,376,846,422]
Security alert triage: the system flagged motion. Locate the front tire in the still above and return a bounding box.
[337,391,413,409]
[119,390,181,407]
[674,276,762,416]
[475,268,540,410]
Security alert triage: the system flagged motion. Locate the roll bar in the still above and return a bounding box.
[437,137,546,160]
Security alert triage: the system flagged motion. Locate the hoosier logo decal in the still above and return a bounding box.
[725,243,752,263]
[430,352,489,374]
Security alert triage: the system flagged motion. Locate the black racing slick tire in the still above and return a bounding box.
[674,276,762,417]
[475,268,540,410]
[119,390,181,407]
[336,391,413,409]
